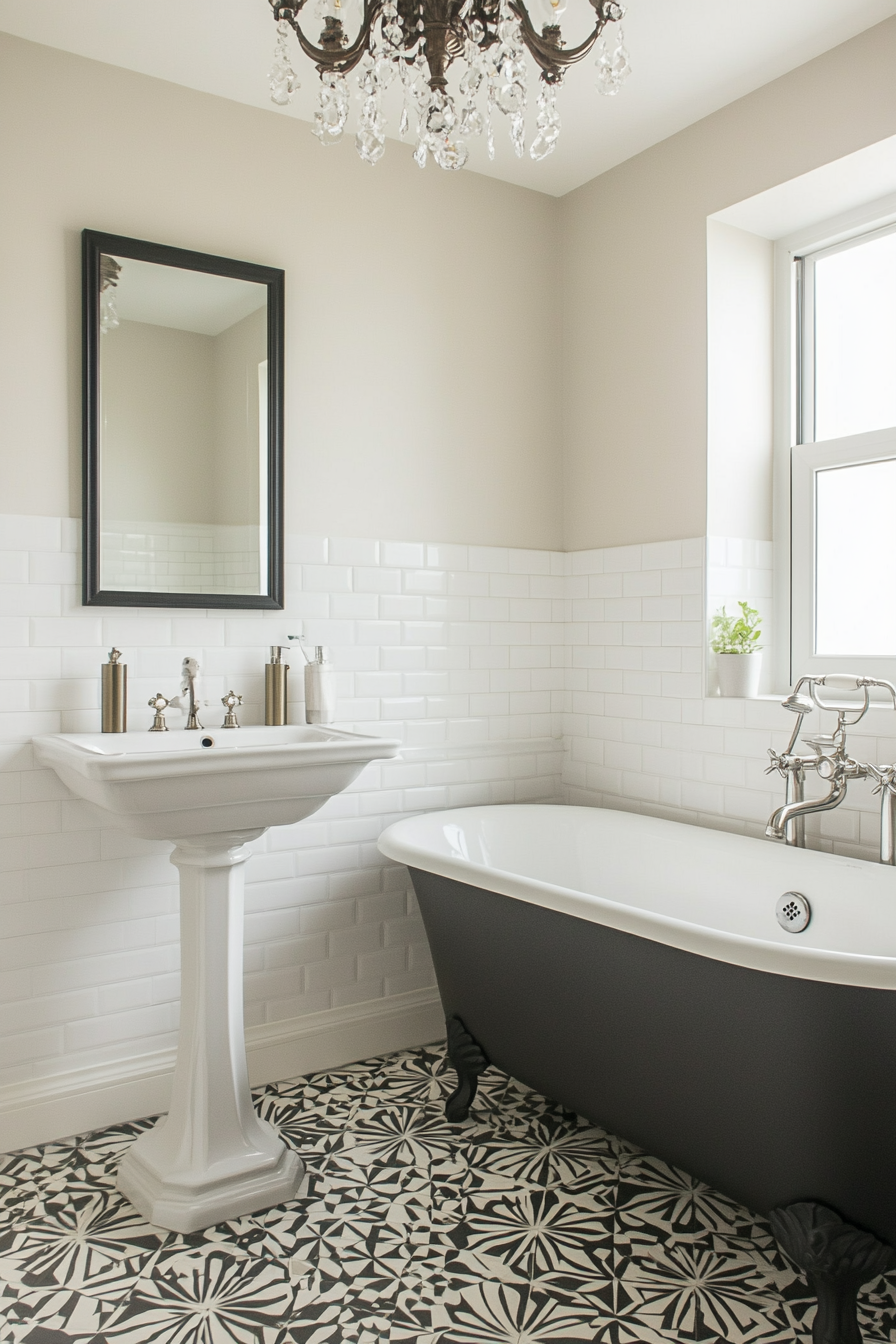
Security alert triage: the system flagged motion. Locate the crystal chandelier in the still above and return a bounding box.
[267,0,630,169]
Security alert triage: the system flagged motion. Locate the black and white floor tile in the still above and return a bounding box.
[3,1043,896,1343]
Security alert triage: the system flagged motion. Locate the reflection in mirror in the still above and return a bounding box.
[83,232,284,609]
[100,258,267,595]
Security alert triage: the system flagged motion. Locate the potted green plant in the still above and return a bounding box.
[711,601,763,697]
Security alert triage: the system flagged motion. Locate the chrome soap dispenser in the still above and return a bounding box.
[102,648,127,733]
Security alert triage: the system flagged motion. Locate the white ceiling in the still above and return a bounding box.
[1,0,895,197]
[111,258,267,336]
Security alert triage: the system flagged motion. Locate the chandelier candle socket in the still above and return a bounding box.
[267,0,629,168]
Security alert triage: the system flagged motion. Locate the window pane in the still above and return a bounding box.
[814,231,896,441]
[816,458,896,655]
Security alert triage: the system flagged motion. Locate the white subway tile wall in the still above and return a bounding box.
[0,518,889,1124]
[563,536,888,865]
[0,517,564,1105]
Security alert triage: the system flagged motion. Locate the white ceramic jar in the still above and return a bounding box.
[717,651,762,698]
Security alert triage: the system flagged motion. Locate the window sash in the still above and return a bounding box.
[795,219,896,448]
[789,216,896,682]
[791,426,896,680]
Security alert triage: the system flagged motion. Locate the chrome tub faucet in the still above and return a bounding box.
[766,675,896,864]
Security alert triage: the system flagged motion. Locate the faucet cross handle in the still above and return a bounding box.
[221,690,243,730]
[869,764,896,795]
[766,748,788,777]
[148,693,170,733]
[868,763,896,866]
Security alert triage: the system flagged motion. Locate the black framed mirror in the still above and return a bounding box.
[82,230,284,608]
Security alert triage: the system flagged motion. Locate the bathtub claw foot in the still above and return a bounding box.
[445,1016,489,1122]
[770,1201,896,1344]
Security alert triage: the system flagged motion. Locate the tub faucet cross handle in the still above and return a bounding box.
[766,748,789,777]
[869,764,896,794]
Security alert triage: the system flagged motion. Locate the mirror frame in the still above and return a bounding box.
[82,229,285,608]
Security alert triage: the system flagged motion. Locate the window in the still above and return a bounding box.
[790,218,896,680]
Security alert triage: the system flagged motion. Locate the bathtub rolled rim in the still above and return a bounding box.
[378,804,896,991]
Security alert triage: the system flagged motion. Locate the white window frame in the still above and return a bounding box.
[792,427,896,677]
[774,191,896,689]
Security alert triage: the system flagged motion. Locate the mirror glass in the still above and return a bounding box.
[83,232,284,609]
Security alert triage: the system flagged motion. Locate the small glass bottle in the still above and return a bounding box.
[304,647,336,724]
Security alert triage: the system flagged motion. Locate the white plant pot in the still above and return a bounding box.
[716,652,762,698]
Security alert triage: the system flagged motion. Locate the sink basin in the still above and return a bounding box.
[34,725,399,840]
[33,724,400,1234]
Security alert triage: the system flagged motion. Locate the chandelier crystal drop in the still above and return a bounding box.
[595,21,630,95]
[267,0,630,169]
[99,255,121,335]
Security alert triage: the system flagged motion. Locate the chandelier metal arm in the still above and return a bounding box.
[298,18,377,77]
[272,0,382,76]
[509,0,609,81]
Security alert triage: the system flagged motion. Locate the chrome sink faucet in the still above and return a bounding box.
[766,675,896,863]
[170,656,204,730]
[182,657,202,730]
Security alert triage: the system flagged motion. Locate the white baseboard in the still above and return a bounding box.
[0,987,444,1154]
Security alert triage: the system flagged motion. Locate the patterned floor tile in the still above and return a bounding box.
[101,1245,296,1343]
[3,1042,896,1344]
[0,1188,164,1301]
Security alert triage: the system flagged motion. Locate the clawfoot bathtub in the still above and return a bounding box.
[379,804,896,1343]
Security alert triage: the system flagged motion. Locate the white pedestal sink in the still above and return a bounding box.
[34,725,400,1233]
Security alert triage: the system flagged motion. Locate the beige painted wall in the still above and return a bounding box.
[5,19,896,554]
[213,305,265,528]
[561,15,896,550]
[101,320,216,524]
[100,307,266,527]
[0,33,562,549]
[706,220,774,543]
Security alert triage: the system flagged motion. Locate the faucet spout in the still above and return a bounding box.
[766,773,848,840]
[181,657,203,731]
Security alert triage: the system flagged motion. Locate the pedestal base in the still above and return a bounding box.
[119,1119,303,1233]
[116,831,304,1232]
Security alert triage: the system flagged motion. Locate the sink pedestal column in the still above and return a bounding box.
[117,831,303,1232]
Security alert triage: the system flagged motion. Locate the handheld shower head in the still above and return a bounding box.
[782,692,814,715]
[779,679,816,755]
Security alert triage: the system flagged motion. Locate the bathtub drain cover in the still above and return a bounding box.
[776,891,811,933]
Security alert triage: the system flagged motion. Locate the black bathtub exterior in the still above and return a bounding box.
[410,866,896,1247]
